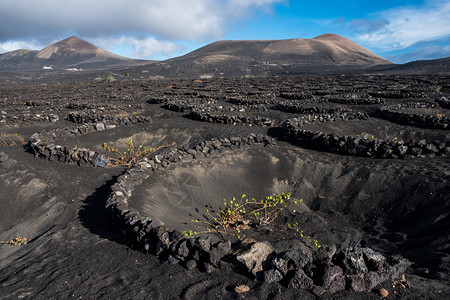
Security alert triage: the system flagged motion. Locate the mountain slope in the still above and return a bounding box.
[136,33,392,78]
[374,57,450,74]
[0,36,149,71]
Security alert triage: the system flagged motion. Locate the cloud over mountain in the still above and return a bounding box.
[0,1,283,42]
[354,0,450,51]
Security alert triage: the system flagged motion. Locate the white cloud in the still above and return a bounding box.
[0,0,284,41]
[0,40,43,53]
[355,0,450,51]
[93,36,182,59]
[0,0,284,58]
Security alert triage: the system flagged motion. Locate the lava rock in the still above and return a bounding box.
[339,243,369,274]
[314,244,337,266]
[397,145,408,155]
[312,285,326,296]
[347,274,367,292]
[0,152,17,169]
[236,239,274,277]
[209,240,231,266]
[322,266,346,293]
[264,269,284,283]
[425,143,439,153]
[283,246,313,270]
[185,260,197,270]
[288,269,314,290]
[362,247,386,271]
[92,154,109,167]
[95,122,106,131]
[272,256,289,276]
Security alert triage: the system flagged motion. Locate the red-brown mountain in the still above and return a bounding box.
[0,36,149,71]
[1,34,395,76]
[136,33,393,78]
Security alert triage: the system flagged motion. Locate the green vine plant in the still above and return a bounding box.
[184,193,321,248]
[102,139,175,167]
[0,237,27,246]
[1,133,26,147]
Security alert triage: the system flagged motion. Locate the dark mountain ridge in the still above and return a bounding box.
[137,34,392,78]
[0,34,448,79]
[0,36,149,71]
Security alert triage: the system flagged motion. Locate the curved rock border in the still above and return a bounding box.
[282,119,449,159]
[67,103,144,111]
[369,90,428,99]
[66,112,151,125]
[27,133,109,167]
[105,134,411,295]
[0,112,60,123]
[374,103,448,130]
[26,122,126,167]
[275,103,356,115]
[188,111,274,127]
[328,96,384,105]
[226,97,278,106]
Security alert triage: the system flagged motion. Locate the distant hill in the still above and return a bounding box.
[0,36,150,71]
[4,34,446,80]
[132,33,392,78]
[372,57,450,74]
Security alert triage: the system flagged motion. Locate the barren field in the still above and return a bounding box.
[0,74,449,299]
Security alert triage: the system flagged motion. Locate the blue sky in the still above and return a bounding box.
[0,0,449,63]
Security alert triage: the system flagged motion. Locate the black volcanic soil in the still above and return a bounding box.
[0,75,449,299]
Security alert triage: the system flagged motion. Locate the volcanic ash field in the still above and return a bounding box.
[0,75,449,299]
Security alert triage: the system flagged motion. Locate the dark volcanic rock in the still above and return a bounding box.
[339,243,369,274]
[236,239,275,277]
[288,269,315,290]
[322,266,346,293]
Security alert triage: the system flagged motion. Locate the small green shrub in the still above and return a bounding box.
[185,193,321,247]
[0,237,27,246]
[1,133,26,147]
[102,139,174,167]
[101,74,116,83]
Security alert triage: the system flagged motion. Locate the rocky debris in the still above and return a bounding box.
[0,112,59,123]
[348,274,367,292]
[383,101,438,110]
[327,93,384,105]
[67,102,144,111]
[66,111,150,125]
[189,110,274,127]
[374,103,448,130]
[436,96,450,109]
[369,90,428,99]
[281,112,368,127]
[27,135,110,167]
[234,285,250,294]
[27,122,123,146]
[209,240,231,267]
[282,119,449,158]
[29,131,276,167]
[163,100,267,114]
[379,288,389,298]
[339,242,369,274]
[227,96,278,106]
[276,102,356,115]
[147,96,171,104]
[0,151,17,169]
[288,269,315,290]
[322,266,346,293]
[236,239,275,277]
[362,247,387,271]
